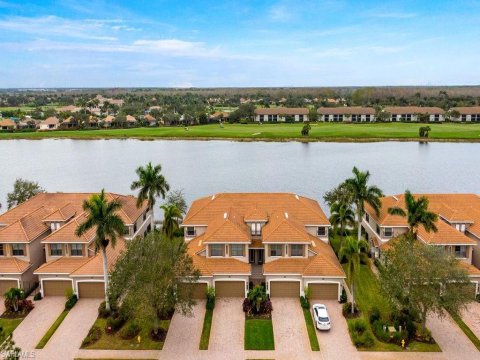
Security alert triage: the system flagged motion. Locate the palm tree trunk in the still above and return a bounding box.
[351,281,355,314]
[357,210,362,242]
[101,247,110,312]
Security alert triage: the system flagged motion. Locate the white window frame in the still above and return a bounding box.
[290,244,304,257]
[231,244,244,257]
[50,243,63,256]
[317,227,326,236]
[269,244,283,257]
[70,244,83,256]
[384,227,393,238]
[209,244,224,257]
[186,227,195,237]
[12,243,25,256]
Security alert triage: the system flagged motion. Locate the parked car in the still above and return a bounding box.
[313,304,331,330]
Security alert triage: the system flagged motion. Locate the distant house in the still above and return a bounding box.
[254,108,309,122]
[61,116,77,129]
[0,118,17,130]
[450,106,480,122]
[18,119,37,130]
[87,116,99,128]
[318,106,375,122]
[57,105,81,113]
[39,117,60,130]
[384,107,445,122]
[102,115,115,128]
[144,114,157,126]
[126,115,138,127]
[209,111,230,122]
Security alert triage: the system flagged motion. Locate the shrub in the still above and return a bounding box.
[416,326,433,343]
[65,294,77,310]
[303,286,312,300]
[16,299,34,313]
[98,301,111,318]
[372,320,390,343]
[349,318,374,348]
[64,287,74,300]
[33,293,42,301]
[351,318,367,334]
[243,298,252,314]
[206,286,215,310]
[120,321,141,340]
[392,309,417,340]
[342,302,360,318]
[106,314,127,333]
[300,296,310,309]
[369,306,381,324]
[82,325,102,347]
[339,288,347,304]
[391,330,409,346]
[260,300,273,315]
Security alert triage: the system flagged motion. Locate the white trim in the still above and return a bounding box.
[0,278,20,288]
[75,279,105,299]
[267,278,302,296]
[305,280,342,301]
[40,277,74,297]
[213,278,248,297]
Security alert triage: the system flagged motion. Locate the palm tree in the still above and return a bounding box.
[338,236,368,314]
[329,201,355,246]
[4,288,24,312]
[345,167,384,242]
[131,162,170,209]
[160,203,182,239]
[75,190,125,311]
[387,190,438,239]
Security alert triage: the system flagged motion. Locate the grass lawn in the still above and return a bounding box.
[244,318,275,350]
[36,310,69,349]
[449,311,480,351]
[302,308,320,351]
[346,262,440,352]
[0,317,25,341]
[82,317,170,350]
[199,308,213,350]
[1,122,480,141]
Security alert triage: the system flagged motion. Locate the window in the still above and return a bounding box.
[50,244,62,256]
[270,244,283,257]
[12,244,25,256]
[251,223,262,236]
[365,213,370,222]
[352,115,359,122]
[231,244,244,257]
[299,114,304,121]
[454,245,467,258]
[186,227,195,237]
[71,244,83,256]
[210,244,224,257]
[290,244,304,257]
[365,114,371,122]
[0,244,3,256]
[461,115,467,122]
[384,227,393,238]
[317,227,326,236]
[376,225,380,235]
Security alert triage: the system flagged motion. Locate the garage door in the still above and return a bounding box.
[179,283,207,299]
[0,280,18,295]
[43,280,72,296]
[309,283,339,300]
[215,281,245,297]
[78,282,104,298]
[270,281,300,297]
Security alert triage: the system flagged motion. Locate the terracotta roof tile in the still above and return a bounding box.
[202,209,250,243]
[0,207,50,243]
[262,212,313,243]
[417,220,476,245]
[254,107,308,115]
[43,203,77,222]
[317,106,375,115]
[0,257,31,274]
[384,106,445,115]
[42,213,95,243]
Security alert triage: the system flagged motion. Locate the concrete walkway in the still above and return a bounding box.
[12,296,65,350]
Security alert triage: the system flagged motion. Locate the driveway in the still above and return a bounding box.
[461,302,480,340]
[163,300,206,357]
[12,296,65,350]
[39,298,102,360]
[313,300,360,360]
[209,298,244,353]
[272,298,310,357]
[0,296,5,315]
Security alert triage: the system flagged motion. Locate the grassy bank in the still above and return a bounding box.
[36,310,69,349]
[302,307,320,351]
[199,308,213,350]
[1,123,480,141]
[244,318,275,350]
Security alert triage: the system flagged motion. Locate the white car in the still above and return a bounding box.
[312,304,331,331]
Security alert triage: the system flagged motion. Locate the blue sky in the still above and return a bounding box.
[0,0,479,87]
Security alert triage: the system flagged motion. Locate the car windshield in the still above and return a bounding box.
[318,316,329,322]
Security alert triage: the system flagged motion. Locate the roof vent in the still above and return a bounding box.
[284,212,289,219]
[224,212,228,219]
[295,194,299,200]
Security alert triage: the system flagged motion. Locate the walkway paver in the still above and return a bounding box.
[0,296,5,315]
[272,298,310,358]
[209,297,244,353]
[162,300,206,356]
[12,296,65,350]
[461,302,480,340]
[314,299,360,360]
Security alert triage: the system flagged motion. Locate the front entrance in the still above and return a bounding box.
[249,248,264,264]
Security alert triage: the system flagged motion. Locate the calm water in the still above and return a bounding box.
[0,139,479,216]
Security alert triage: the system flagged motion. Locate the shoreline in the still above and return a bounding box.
[0,134,480,143]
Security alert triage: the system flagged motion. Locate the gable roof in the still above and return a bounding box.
[384,106,445,115]
[42,213,95,243]
[254,107,309,115]
[317,106,375,115]
[262,212,313,243]
[203,210,250,243]
[0,257,32,274]
[0,207,50,243]
[43,203,77,222]
[0,118,16,127]
[43,117,60,125]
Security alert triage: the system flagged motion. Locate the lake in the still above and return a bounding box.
[0,139,479,217]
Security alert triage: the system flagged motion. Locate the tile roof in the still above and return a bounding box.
[384,106,445,115]
[0,257,31,274]
[43,203,77,222]
[42,213,95,243]
[0,118,16,127]
[104,115,115,123]
[0,207,50,243]
[262,212,314,243]
[417,220,476,245]
[126,115,137,122]
[183,193,329,226]
[317,106,375,115]
[244,206,268,222]
[43,117,60,125]
[34,257,90,275]
[451,106,480,115]
[254,107,309,115]
[202,210,250,243]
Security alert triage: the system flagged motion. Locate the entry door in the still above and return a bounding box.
[257,249,264,264]
[249,249,255,264]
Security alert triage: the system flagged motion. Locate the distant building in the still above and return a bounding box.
[450,106,480,122]
[254,108,309,122]
[384,106,445,122]
[318,106,375,122]
[0,118,17,130]
[39,117,60,130]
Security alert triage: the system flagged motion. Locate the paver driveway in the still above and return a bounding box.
[40,298,101,360]
[271,298,310,357]
[461,302,480,340]
[163,300,206,356]
[209,297,244,353]
[12,296,65,350]
[313,300,360,360]
[0,296,5,314]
